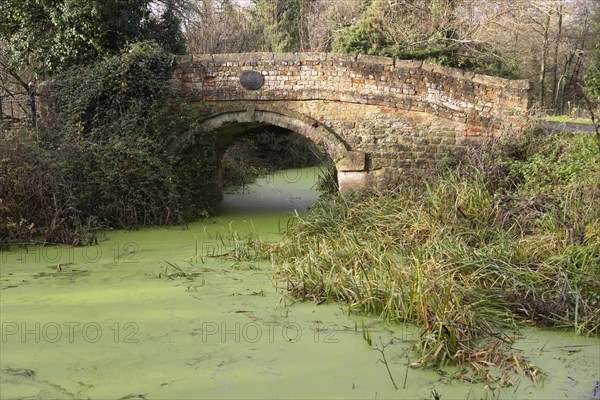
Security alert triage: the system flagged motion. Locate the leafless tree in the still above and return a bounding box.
[450,0,597,113]
[181,0,265,54]
[0,44,37,128]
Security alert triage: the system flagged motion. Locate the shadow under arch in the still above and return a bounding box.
[166,108,368,194]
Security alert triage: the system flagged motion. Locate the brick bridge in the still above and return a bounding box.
[169,52,530,192]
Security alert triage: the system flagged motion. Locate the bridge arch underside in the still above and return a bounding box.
[171,107,370,195]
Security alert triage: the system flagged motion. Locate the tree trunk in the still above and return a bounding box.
[539,7,552,110]
[0,95,4,136]
[551,0,563,111]
[557,52,574,114]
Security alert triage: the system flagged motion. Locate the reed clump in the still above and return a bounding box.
[269,129,600,380]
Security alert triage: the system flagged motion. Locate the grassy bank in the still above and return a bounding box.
[264,129,599,382]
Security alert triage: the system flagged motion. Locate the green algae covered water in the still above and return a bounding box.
[1,167,598,400]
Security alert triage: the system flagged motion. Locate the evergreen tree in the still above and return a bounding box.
[331,0,459,63]
[144,0,187,55]
[255,0,302,52]
[0,0,186,74]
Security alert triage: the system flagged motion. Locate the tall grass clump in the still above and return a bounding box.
[269,128,599,381]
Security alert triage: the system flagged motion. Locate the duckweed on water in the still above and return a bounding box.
[259,130,600,383]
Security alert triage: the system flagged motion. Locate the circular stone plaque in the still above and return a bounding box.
[240,71,264,90]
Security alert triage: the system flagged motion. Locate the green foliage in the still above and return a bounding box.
[0,131,196,245]
[0,130,183,247]
[584,12,600,98]
[331,0,390,56]
[255,0,302,52]
[145,0,186,55]
[507,132,599,195]
[541,115,593,125]
[173,126,221,217]
[467,56,519,80]
[584,69,600,101]
[0,0,185,74]
[0,43,216,248]
[583,11,600,145]
[46,41,175,140]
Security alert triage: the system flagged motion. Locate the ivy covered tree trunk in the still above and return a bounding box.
[538,6,552,110]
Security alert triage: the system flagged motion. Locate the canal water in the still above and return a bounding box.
[1,167,598,399]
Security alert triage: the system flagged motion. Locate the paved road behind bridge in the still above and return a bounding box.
[539,120,597,133]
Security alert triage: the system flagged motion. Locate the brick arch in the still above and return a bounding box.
[166,107,369,192]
